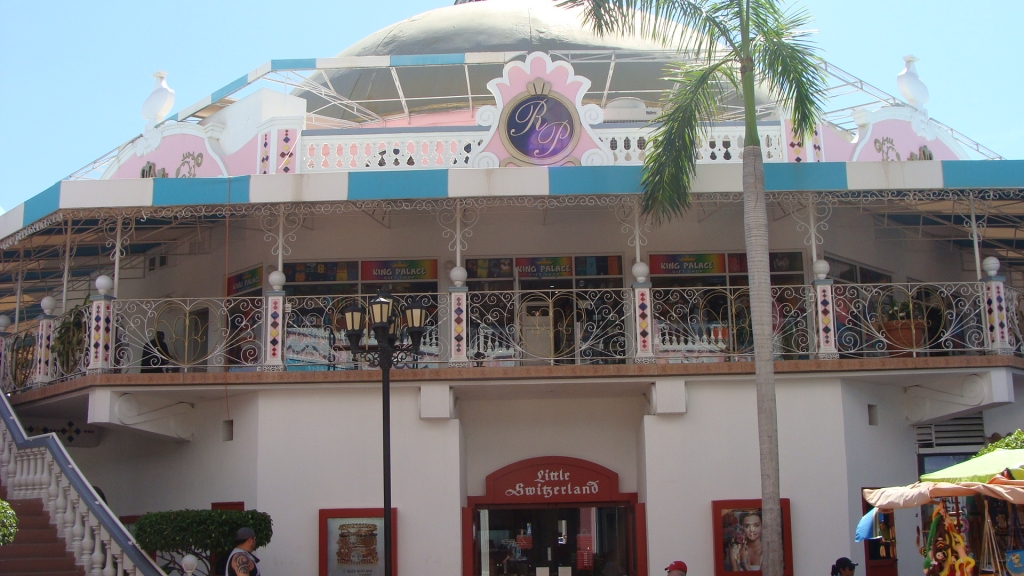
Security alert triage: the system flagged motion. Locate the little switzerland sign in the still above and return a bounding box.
[481,456,623,505]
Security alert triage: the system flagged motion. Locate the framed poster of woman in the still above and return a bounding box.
[712,499,793,576]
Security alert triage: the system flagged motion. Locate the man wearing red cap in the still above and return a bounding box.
[666,560,688,576]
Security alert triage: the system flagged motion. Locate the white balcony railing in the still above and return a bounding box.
[300,123,787,173]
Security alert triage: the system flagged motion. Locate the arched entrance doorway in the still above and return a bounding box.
[463,457,647,576]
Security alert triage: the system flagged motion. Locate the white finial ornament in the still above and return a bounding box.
[269,270,286,291]
[141,71,175,132]
[983,256,1001,278]
[896,55,929,110]
[95,275,114,296]
[450,266,467,287]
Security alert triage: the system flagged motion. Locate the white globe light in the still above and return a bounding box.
[631,261,650,283]
[95,275,114,296]
[39,296,56,315]
[269,270,286,291]
[449,265,468,287]
[0,315,10,332]
[812,259,831,280]
[982,256,1001,277]
[182,554,199,575]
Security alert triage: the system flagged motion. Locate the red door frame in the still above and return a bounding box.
[462,456,647,576]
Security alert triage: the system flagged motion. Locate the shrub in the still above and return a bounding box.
[0,499,17,545]
[975,429,1024,458]
[135,509,272,575]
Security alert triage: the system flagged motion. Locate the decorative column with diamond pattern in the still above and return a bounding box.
[262,290,286,371]
[33,312,55,384]
[814,278,839,359]
[633,282,656,363]
[87,294,115,373]
[982,257,1013,354]
[449,286,470,367]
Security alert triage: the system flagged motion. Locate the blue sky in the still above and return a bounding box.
[1,0,1020,211]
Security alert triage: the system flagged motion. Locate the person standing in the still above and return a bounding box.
[831,557,858,576]
[226,527,260,576]
[665,560,688,576]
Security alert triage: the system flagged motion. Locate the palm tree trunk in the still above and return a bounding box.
[741,55,784,576]
[742,145,783,576]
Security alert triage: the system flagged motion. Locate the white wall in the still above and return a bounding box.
[642,377,852,576]
[840,380,921,576]
[983,379,1024,437]
[114,199,975,302]
[70,392,259,514]
[458,396,647,497]
[253,386,463,576]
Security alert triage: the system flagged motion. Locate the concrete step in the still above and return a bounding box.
[8,499,45,513]
[0,542,69,558]
[11,527,61,543]
[13,514,54,529]
[0,556,78,571]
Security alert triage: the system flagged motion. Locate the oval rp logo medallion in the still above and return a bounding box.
[499,82,581,165]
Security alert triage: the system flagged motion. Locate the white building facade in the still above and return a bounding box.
[0,2,1022,576]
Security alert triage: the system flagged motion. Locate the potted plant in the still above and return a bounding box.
[881,300,926,356]
[50,301,88,378]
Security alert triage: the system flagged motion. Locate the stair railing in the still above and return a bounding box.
[0,391,166,576]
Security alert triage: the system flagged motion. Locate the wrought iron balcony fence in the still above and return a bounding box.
[650,285,815,362]
[0,279,1017,392]
[285,293,448,370]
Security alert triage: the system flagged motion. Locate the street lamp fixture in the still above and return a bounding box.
[343,291,428,576]
[342,303,366,352]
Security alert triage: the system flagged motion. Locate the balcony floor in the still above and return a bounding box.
[11,354,1024,407]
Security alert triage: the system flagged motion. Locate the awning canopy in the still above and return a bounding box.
[863,477,1024,509]
[921,448,1024,483]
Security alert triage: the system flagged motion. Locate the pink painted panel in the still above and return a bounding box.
[820,124,856,162]
[853,119,960,162]
[221,135,259,176]
[113,134,225,179]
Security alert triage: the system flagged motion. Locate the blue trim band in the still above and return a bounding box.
[23,182,61,225]
[349,170,449,199]
[942,160,1024,189]
[548,166,643,195]
[765,162,848,191]
[154,178,231,205]
[272,58,318,71]
[211,74,249,102]
[390,53,466,67]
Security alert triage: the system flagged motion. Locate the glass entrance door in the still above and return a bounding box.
[476,505,631,576]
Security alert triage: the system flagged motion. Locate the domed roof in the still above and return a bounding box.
[297,0,683,125]
[338,0,669,56]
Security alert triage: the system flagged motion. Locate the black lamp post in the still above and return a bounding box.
[344,292,427,576]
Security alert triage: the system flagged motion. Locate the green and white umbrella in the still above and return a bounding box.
[920,449,1024,483]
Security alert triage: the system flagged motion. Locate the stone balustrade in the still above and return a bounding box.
[300,123,787,172]
[0,391,165,575]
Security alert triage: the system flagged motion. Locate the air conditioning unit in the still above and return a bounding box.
[602,97,661,122]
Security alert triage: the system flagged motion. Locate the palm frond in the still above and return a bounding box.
[640,60,730,223]
[557,0,739,59]
[748,0,826,141]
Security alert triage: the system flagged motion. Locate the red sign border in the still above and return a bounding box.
[463,456,646,576]
[472,456,624,506]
